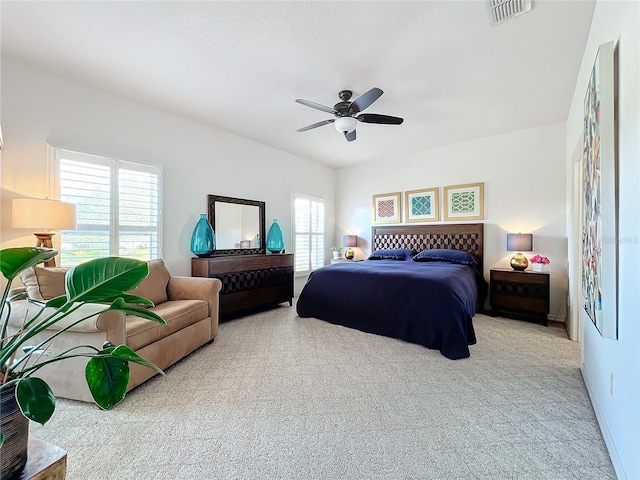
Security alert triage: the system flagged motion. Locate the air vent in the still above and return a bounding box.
[488,0,532,25]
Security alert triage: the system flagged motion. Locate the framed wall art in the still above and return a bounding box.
[443,182,484,221]
[372,192,401,224]
[582,40,617,340]
[404,188,439,223]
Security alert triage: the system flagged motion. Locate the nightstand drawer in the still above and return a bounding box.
[491,269,548,285]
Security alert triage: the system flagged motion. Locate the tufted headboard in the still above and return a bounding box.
[371,223,484,272]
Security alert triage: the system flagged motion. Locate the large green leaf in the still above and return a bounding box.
[112,294,154,307]
[85,354,129,410]
[109,344,164,375]
[85,343,165,409]
[0,247,58,281]
[15,377,56,425]
[65,257,149,304]
[108,298,166,324]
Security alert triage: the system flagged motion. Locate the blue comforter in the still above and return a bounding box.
[296,260,484,359]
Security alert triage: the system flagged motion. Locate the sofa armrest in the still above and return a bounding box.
[6,300,127,345]
[167,276,222,339]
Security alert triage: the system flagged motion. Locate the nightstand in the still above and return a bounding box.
[330,258,352,264]
[490,268,550,324]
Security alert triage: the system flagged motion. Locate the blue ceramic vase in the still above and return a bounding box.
[190,214,216,257]
[266,219,285,254]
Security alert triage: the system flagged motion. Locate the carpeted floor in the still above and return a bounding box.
[31,306,616,479]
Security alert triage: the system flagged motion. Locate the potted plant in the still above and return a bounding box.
[0,247,165,479]
[330,246,343,260]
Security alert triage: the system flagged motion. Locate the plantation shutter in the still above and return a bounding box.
[55,147,162,266]
[294,194,325,274]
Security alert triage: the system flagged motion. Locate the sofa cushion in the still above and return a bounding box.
[127,259,170,306]
[19,266,70,301]
[125,299,209,351]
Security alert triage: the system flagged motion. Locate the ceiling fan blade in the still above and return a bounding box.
[297,119,334,132]
[295,99,337,115]
[345,130,356,142]
[349,87,383,114]
[357,113,404,125]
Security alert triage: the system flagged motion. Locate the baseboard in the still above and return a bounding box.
[581,363,627,479]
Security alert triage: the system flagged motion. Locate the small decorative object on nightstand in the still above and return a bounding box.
[530,254,550,272]
[343,234,357,260]
[490,268,550,324]
[506,233,533,271]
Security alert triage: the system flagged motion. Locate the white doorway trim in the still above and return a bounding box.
[567,137,583,342]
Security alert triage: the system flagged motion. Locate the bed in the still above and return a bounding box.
[296,223,487,359]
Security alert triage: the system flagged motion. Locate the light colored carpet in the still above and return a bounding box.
[31,306,616,480]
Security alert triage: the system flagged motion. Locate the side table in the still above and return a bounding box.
[330,258,352,264]
[489,268,550,324]
[20,437,67,480]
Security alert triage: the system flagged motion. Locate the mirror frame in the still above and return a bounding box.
[207,194,266,256]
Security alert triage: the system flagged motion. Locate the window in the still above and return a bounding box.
[52,147,163,266]
[293,194,325,274]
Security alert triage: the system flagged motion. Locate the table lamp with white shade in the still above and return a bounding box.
[12,198,77,267]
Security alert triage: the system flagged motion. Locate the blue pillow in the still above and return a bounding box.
[412,248,478,266]
[368,248,417,261]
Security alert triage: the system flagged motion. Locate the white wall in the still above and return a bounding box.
[336,122,568,319]
[565,1,640,478]
[0,58,335,281]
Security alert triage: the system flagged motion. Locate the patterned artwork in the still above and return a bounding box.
[582,41,617,340]
[444,183,484,221]
[412,197,431,215]
[450,191,475,214]
[405,188,439,222]
[378,200,396,218]
[372,192,401,224]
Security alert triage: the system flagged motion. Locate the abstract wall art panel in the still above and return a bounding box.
[582,40,618,340]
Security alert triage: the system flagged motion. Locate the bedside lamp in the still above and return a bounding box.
[507,233,533,271]
[12,198,77,267]
[343,235,357,260]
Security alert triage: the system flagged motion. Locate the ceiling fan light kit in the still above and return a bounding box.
[296,87,403,142]
[334,116,357,134]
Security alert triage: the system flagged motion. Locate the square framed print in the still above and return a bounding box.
[404,188,439,222]
[443,182,484,221]
[372,192,401,224]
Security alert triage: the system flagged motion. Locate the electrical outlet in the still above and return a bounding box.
[610,372,615,396]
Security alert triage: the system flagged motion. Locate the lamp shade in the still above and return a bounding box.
[12,199,77,231]
[343,235,357,248]
[506,233,533,252]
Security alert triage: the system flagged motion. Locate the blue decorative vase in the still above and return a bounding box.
[266,219,285,254]
[190,214,216,257]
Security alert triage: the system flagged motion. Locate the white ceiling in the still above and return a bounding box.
[0,1,595,168]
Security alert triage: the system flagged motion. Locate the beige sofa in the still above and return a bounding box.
[7,259,222,403]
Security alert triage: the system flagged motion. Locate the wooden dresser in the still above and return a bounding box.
[192,254,294,320]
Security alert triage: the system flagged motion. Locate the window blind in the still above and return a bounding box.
[54,147,162,266]
[293,194,325,274]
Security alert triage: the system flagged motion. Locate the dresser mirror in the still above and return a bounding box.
[207,195,266,255]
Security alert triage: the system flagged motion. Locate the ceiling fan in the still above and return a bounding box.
[295,87,404,142]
